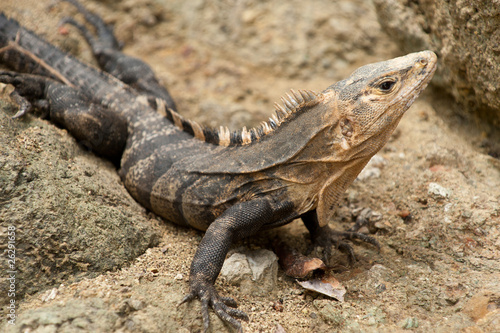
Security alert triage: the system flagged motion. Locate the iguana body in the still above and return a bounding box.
[0,1,437,331]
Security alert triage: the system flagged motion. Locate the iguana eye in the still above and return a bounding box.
[378,79,397,92]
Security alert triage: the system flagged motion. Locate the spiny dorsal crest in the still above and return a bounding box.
[157,89,321,146]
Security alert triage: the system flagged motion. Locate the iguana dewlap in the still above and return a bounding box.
[0,1,437,331]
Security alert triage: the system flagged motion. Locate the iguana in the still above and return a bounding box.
[0,1,437,331]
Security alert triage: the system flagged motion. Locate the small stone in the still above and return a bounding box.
[357,155,386,180]
[463,292,495,321]
[357,166,381,180]
[313,299,344,326]
[41,288,58,302]
[161,245,170,254]
[375,283,387,294]
[273,300,284,312]
[220,253,252,285]
[462,210,472,218]
[274,323,287,333]
[220,249,278,296]
[398,209,411,218]
[401,317,419,329]
[242,9,260,24]
[128,299,146,311]
[366,316,377,326]
[368,264,393,280]
[428,182,450,199]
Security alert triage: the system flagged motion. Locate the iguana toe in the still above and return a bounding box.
[180,281,248,332]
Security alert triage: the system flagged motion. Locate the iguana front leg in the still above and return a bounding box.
[180,199,294,332]
[301,210,379,263]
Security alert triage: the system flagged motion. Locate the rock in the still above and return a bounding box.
[41,288,58,303]
[274,323,287,333]
[462,290,500,322]
[0,99,160,307]
[357,154,386,181]
[3,274,200,333]
[4,298,120,333]
[373,0,500,130]
[428,182,451,199]
[400,317,419,329]
[366,264,395,295]
[425,146,464,169]
[220,249,278,296]
[312,299,345,326]
[357,166,381,180]
[127,298,146,311]
[220,253,253,285]
[368,264,394,281]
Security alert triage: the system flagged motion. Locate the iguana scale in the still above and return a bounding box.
[0,1,437,331]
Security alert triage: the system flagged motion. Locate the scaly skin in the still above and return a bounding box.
[0,2,437,331]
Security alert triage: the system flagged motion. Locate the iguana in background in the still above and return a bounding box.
[0,1,437,331]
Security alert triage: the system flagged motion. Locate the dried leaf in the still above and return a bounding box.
[274,241,326,278]
[296,275,346,302]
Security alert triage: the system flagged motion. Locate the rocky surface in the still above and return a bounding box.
[0,94,161,308]
[373,0,500,132]
[1,0,499,332]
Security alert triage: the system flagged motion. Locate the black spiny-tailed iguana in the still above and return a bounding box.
[0,1,437,331]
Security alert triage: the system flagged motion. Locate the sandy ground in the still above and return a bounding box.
[1,0,499,332]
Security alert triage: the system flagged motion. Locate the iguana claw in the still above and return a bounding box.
[309,227,379,264]
[179,281,248,333]
[302,210,380,264]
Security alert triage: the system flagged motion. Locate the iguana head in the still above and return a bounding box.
[307,50,437,226]
[322,50,437,160]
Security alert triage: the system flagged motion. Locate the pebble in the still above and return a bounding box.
[428,182,450,199]
[401,317,419,329]
[220,249,278,296]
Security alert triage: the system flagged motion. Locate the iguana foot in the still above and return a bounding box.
[179,280,249,333]
[61,0,123,53]
[301,210,379,264]
[0,71,50,118]
[312,228,380,264]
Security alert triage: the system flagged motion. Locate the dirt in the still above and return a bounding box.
[1,0,499,332]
